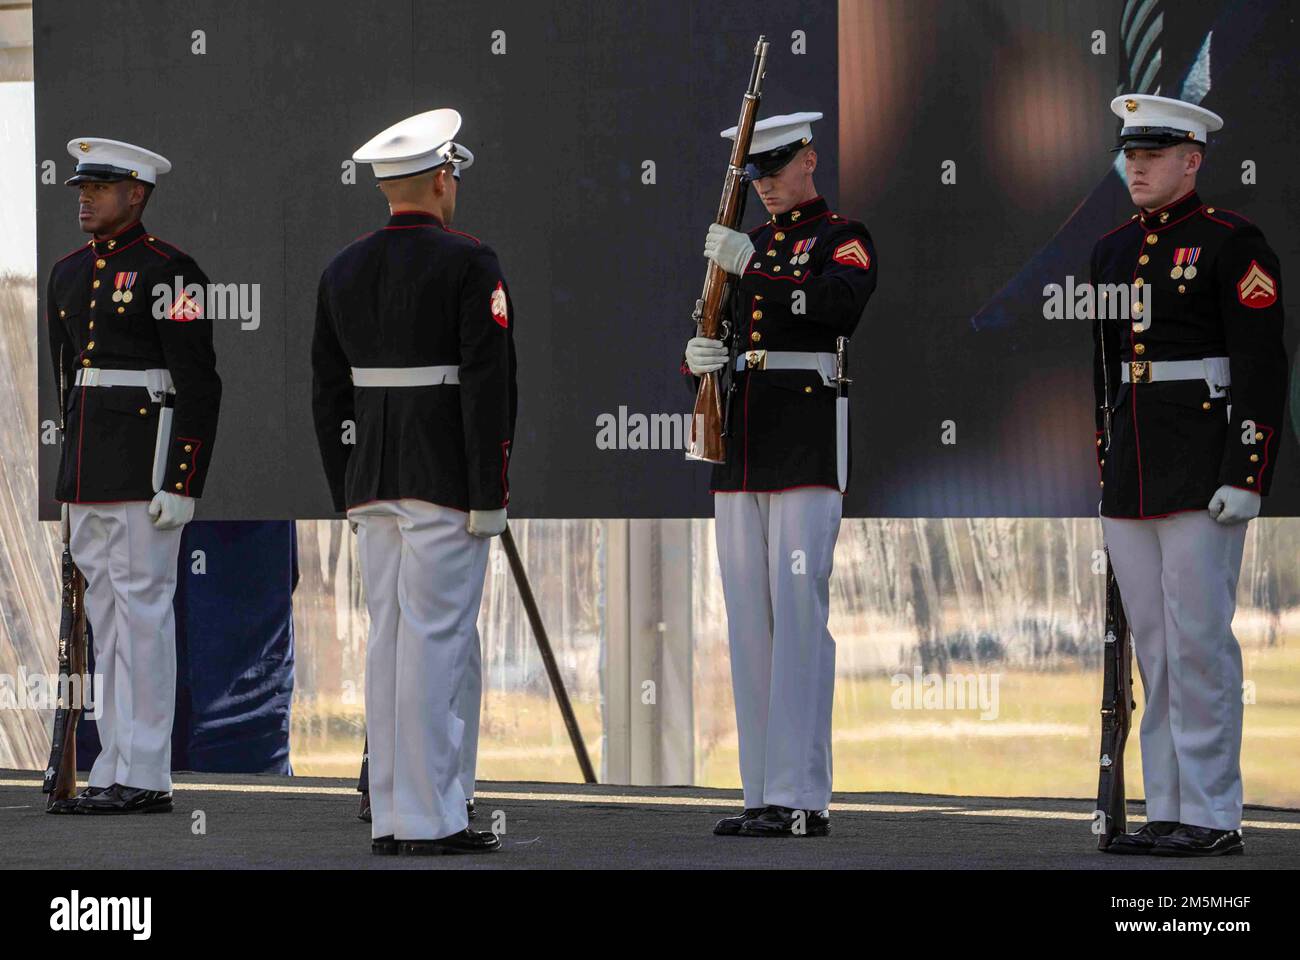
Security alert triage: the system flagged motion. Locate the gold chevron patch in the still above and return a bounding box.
[1237,260,1277,309]
[832,238,871,270]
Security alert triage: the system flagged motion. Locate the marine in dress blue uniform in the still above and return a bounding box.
[47,138,221,814]
[1093,95,1287,857]
[685,113,877,837]
[312,109,514,856]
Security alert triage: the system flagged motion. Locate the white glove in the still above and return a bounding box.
[467,508,507,538]
[1208,485,1260,525]
[148,491,194,530]
[704,223,755,277]
[684,336,728,376]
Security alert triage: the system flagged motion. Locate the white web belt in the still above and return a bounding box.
[733,350,836,387]
[1121,356,1230,396]
[350,365,460,387]
[75,367,175,401]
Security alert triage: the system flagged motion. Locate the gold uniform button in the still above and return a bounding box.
[750,331,762,342]
[1178,284,1186,294]
[1138,254,1149,265]
[772,265,781,272]
[1202,401,1211,410]
[147,236,155,242]
[174,483,183,491]
[1246,476,1255,484]
[1146,234,1158,245]
[89,299,96,308]
[1134,343,1145,355]
[1134,277,1144,287]
[86,341,95,350]
[794,270,801,276]
[752,310,762,320]
[1207,207,1216,214]
[184,444,193,453]
[1133,301,1143,313]
[59,309,66,318]
[1096,438,1102,447]
[117,306,125,314]
[138,407,148,416]
[1250,454,1260,463]
[81,358,90,367]
[1099,480,1104,487]
[88,321,94,330]
[774,232,785,241]
[803,386,813,394]
[92,279,101,289]
[95,258,106,269]
[1255,431,1264,440]
[179,463,188,471]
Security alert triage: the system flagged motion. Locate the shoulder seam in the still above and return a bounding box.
[143,236,192,259]
[444,226,481,245]
[1098,217,1139,241]
[52,245,89,268]
[1202,207,1251,230]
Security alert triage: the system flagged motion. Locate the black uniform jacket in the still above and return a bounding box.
[47,219,221,502]
[702,195,877,493]
[312,210,517,514]
[1092,190,1287,518]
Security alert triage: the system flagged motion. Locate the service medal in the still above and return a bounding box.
[1172,247,1200,282]
[113,271,138,305]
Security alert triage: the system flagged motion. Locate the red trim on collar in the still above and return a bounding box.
[768,195,830,229]
[92,219,143,243]
[1138,190,1202,232]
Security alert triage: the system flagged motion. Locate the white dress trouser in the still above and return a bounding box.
[715,488,842,811]
[68,501,184,793]
[350,498,489,841]
[1101,510,1248,830]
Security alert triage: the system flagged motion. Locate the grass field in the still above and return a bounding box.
[291,644,1299,808]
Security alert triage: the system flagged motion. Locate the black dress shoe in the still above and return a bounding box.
[1102,820,1181,854]
[713,807,769,836]
[76,784,173,815]
[739,806,830,837]
[1151,825,1244,857]
[400,829,501,855]
[48,785,108,815]
[371,835,399,855]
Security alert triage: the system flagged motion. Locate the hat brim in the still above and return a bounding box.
[744,140,809,180]
[1111,137,1204,152]
[1112,126,1204,152]
[64,171,132,185]
[64,161,151,186]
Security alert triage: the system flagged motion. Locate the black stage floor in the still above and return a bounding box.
[3,770,1297,869]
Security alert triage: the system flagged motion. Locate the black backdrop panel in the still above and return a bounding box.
[35,0,837,519]
[35,1,1296,519]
